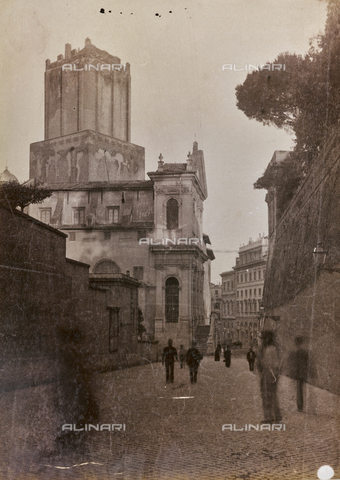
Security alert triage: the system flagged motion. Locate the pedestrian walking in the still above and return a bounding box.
[179,345,186,369]
[257,330,282,423]
[162,339,178,383]
[247,347,256,371]
[214,342,222,361]
[224,345,231,368]
[288,336,313,412]
[186,341,202,384]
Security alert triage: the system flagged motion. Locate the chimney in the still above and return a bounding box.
[65,43,72,59]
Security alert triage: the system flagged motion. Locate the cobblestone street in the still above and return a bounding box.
[0,355,339,480]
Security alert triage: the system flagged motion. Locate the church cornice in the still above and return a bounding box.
[60,222,154,231]
[150,244,209,262]
[148,172,207,201]
[45,180,153,191]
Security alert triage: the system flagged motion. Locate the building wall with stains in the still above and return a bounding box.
[30,130,145,184]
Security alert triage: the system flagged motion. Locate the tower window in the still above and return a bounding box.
[167,198,179,230]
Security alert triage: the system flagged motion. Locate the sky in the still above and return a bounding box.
[0,0,328,282]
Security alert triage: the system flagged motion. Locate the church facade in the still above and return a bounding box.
[27,39,214,349]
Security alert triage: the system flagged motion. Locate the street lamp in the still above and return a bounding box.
[313,242,340,273]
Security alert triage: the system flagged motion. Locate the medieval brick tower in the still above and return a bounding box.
[44,38,130,142]
[27,39,214,351]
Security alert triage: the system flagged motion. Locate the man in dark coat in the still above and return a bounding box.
[288,336,313,412]
[247,347,256,371]
[162,339,178,383]
[224,345,232,368]
[186,341,202,384]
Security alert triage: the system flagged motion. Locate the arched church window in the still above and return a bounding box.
[165,276,179,323]
[94,260,120,274]
[167,198,179,230]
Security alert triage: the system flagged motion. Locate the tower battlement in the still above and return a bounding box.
[44,38,131,142]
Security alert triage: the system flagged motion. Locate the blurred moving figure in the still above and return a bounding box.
[257,330,282,423]
[288,336,314,412]
[55,327,99,453]
[179,344,186,369]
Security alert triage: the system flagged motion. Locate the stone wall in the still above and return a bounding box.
[0,207,158,392]
[263,127,340,394]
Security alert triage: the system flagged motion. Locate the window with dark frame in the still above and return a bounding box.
[40,208,51,224]
[73,207,85,225]
[107,206,119,224]
[165,276,179,323]
[166,198,179,230]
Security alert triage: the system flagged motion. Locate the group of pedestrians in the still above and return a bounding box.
[215,332,313,423]
[258,331,314,422]
[215,342,255,370]
[162,332,313,423]
[214,342,232,367]
[162,339,203,384]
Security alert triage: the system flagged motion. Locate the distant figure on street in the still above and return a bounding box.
[214,342,222,361]
[224,345,232,368]
[257,330,282,423]
[186,342,202,383]
[247,347,256,371]
[288,336,313,412]
[179,345,186,369]
[162,339,178,383]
